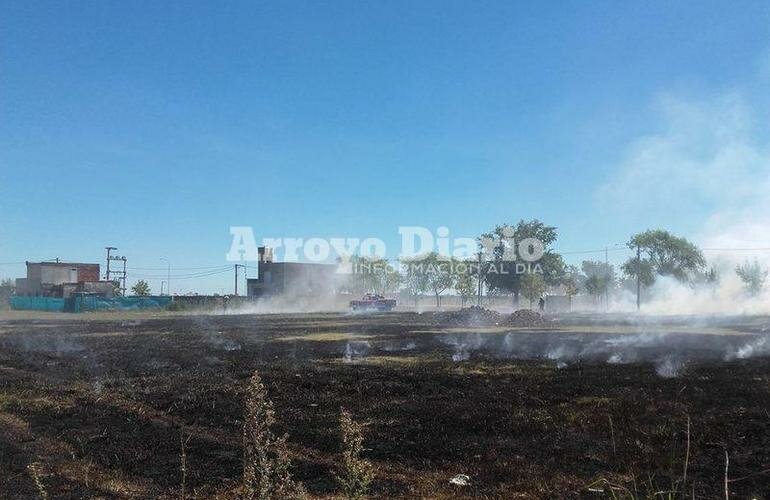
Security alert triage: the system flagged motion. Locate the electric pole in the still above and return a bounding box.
[110,255,127,296]
[636,244,641,312]
[121,256,127,296]
[605,246,609,312]
[476,251,483,306]
[105,247,116,281]
[234,264,246,296]
[105,247,127,296]
[160,257,170,296]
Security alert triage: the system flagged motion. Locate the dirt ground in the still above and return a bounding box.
[0,311,768,498]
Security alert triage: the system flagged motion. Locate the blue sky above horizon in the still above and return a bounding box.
[2,1,770,294]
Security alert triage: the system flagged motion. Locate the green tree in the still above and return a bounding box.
[698,265,720,286]
[581,260,615,304]
[481,219,565,306]
[0,278,14,310]
[131,279,151,296]
[340,256,401,296]
[562,265,582,312]
[400,256,430,306]
[622,230,705,286]
[520,272,546,309]
[735,259,767,297]
[583,274,604,303]
[454,260,476,307]
[375,261,402,295]
[422,253,454,308]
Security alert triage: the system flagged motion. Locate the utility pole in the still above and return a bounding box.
[636,244,641,312]
[160,257,170,296]
[105,247,116,281]
[105,248,127,296]
[110,256,127,296]
[121,256,127,296]
[234,264,246,296]
[604,246,609,312]
[476,251,483,306]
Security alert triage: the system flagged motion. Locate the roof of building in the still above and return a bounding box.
[26,261,99,267]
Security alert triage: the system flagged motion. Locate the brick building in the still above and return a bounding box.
[15,261,111,297]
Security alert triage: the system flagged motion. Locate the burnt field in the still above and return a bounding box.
[0,311,768,498]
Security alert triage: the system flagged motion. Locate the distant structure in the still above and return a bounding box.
[246,247,337,299]
[15,261,114,298]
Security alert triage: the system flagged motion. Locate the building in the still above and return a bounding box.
[246,247,338,299]
[15,261,113,298]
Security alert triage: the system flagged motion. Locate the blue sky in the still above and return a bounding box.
[2,1,770,293]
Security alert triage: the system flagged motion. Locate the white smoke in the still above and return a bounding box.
[0,332,86,355]
[189,314,242,351]
[438,329,769,377]
[382,341,416,352]
[342,340,370,363]
[216,292,343,315]
[724,335,769,361]
[599,77,770,314]
[655,356,684,378]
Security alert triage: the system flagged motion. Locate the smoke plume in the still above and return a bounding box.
[599,73,770,314]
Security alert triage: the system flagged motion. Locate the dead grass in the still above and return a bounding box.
[275,332,376,342]
[357,355,422,365]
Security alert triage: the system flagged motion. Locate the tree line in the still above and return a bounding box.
[339,221,769,309]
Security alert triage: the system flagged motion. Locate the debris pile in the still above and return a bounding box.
[432,306,502,326]
[432,307,552,327]
[507,309,551,327]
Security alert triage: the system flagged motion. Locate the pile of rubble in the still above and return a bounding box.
[432,306,502,326]
[432,306,552,327]
[506,309,551,327]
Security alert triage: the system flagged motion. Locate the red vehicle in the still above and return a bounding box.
[349,293,397,311]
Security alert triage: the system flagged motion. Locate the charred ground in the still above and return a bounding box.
[0,312,768,498]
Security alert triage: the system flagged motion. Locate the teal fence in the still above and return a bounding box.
[11,295,172,313]
[10,296,66,312]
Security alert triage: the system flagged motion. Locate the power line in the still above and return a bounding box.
[558,247,630,255]
[702,247,770,252]
[130,264,232,271]
[129,268,232,280]
[129,271,230,279]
